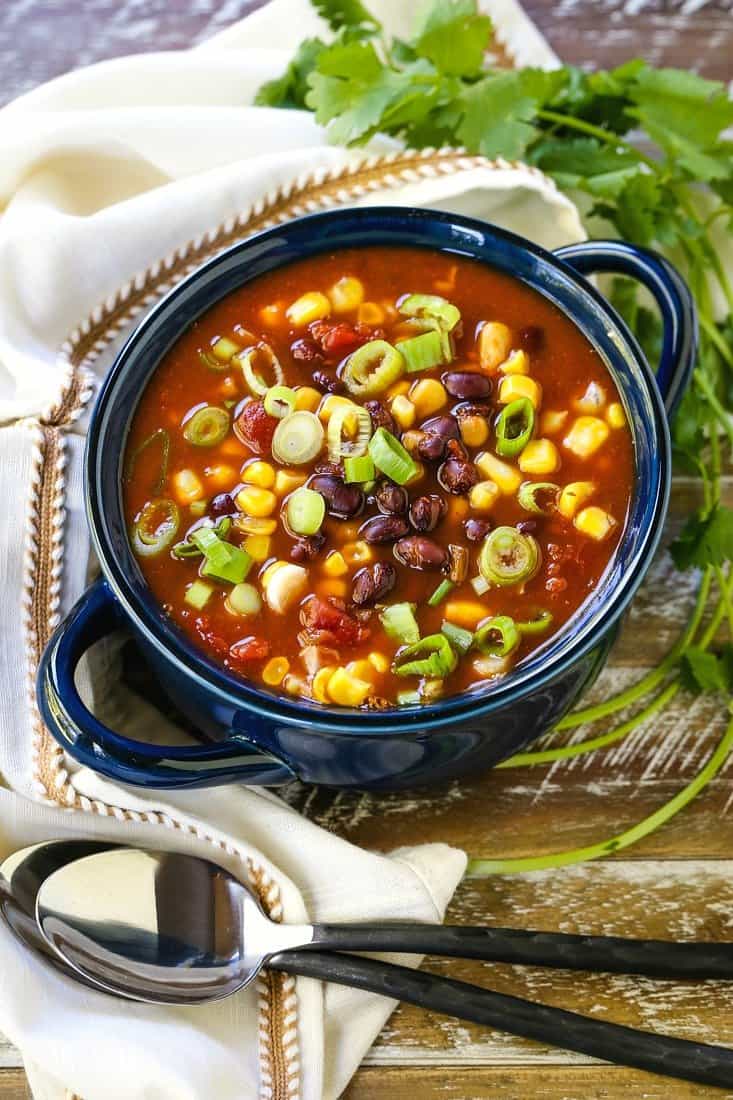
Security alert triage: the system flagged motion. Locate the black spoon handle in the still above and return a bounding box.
[309,923,733,979]
[269,950,733,1090]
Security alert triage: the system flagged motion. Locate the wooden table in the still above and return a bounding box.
[1,2,732,1098]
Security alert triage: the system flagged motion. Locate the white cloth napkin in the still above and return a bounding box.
[0,3,585,1098]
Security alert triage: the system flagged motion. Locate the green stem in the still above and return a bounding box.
[467,713,733,875]
[536,110,658,170]
[695,373,733,452]
[699,314,733,370]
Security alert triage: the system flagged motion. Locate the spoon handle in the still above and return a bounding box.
[309,922,733,979]
[269,950,733,1090]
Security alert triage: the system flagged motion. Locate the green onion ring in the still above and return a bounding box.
[238,343,284,397]
[131,498,180,558]
[327,401,372,462]
[474,615,520,657]
[124,427,170,495]
[198,336,242,372]
[182,405,230,447]
[393,634,458,678]
[517,481,560,515]
[396,329,446,373]
[495,398,535,457]
[479,525,541,587]
[517,609,553,635]
[264,385,297,419]
[368,428,418,486]
[342,340,405,398]
[397,293,461,333]
[272,410,324,466]
[285,487,326,536]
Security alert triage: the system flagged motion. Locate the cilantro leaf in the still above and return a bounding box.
[312,0,381,32]
[531,137,641,198]
[592,174,681,248]
[670,505,733,572]
[455,72,540,159]
[255,38,326,109]
[679,647,730,696]
[413,0,492,78]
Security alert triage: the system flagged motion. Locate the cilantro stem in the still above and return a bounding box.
[467,712,733,875]
[694,373,733,453]
[535,110,657,171]
[699,314,733,370]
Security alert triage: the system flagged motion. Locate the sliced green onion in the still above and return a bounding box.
[131,498,179,558]
[518,481,560,515]
[495,398,535,457]
[198,336,241,371]
[226,582,262,617]
[264,385,297,419]
[286,487,325,536]
[517,609,553,635]
[393,634,458,678]
[327,401,372,462]
[398,293,460,333]
[479,525,541,587]
[342,340,405,398]
[441,621,474,654]
[183,405,230,447]
[191,526,252,585]
[395,329,446,373]
[189,499,208,517]
[184,579,214,610]
[368,428,418,486]
[238,343,284,397]
[474,615,520,657]
[397,689,421,706]
[172,517,231,559]
[380,602,420,645]
[470,574,490,596]
[428,579,455,607]
[272,411,324,466]
[124,428,170,495]
[344,455,375,483]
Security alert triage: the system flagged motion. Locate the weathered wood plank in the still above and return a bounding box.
[345,1065,733,1099]
[0,1071,29,1100]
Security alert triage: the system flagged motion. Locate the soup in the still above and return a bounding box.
[123,246,634,709]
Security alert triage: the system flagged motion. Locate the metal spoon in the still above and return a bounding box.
[31,845,733,1089]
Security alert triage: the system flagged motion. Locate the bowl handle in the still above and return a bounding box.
[36,578,295,789]
[554,240,697,417]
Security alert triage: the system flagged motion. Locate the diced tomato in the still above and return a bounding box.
[193,618,229,660]
[234,400,277,455]
[229,636,271,663]
[300,597,369,647]
[308,321,384,360]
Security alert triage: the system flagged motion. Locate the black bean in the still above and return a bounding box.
[308,475,364,519]
[442,370,492,400]
[394,535,448,571]
[209,492,236,518]
[408,494,447,533]
[454,401,492,422]
[375,481,408,515]
[291,337,323,364]
[517,519,539,536]
[464,517,491,542]
[360,514,410,544]
[312,368,344,394]
[352,561,397,606]
[364,399,396,436]
[519,325,545,353]
[290,533,326,562]
[417,414,459,461]
[417,432,448,462]
[438,454,478,495]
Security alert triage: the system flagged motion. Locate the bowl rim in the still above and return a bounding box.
[86,205,671,736]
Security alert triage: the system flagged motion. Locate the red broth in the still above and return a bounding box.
[123,246,634,708]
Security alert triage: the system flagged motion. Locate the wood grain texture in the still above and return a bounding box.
[0,1073,29,1100]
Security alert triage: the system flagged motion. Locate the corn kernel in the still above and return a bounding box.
[261,560,287,586]
[540,409,569,435]
[204,464,238,492]
[469,479,500,512]
[172,468,204,505]
[342,540,373,565]
[357,301,385,325]
[235,486,277,517]
[263,562,308,615]
[500,348,530,375]
[286,291,330,326]
[313,667,337,703]
[320,578,348,599]
[575,505,617,541]
[403,460,425,487]
[573,381,606,414]
[319,394,355,423]
[475,451,522,495]
[234,515,277,536]
[346,659,376,683]
[498,374,542,409]
[329,275,364,313]
[444,601,489,629]
[459,414,489,448]
[327,666,372,707]
[243,534,271,562]
[478,321,512,372]
[241,460,275,489]
[323,550,348,577]
[387,379,411,398]
[283,673,307,696]
[606,401,626,429]
[295,386,321,413]
[368,652,389,674]
[391,394,416,430]
[518,438,560,475]
[410,378,447,418]
[558,481,596,520]
[274,469,307,496]
[262,657,290,687]
[563,416,610,458]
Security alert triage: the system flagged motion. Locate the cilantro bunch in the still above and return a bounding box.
[257,0,733,871]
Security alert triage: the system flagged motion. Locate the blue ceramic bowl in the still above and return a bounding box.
[37,208,696,790]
